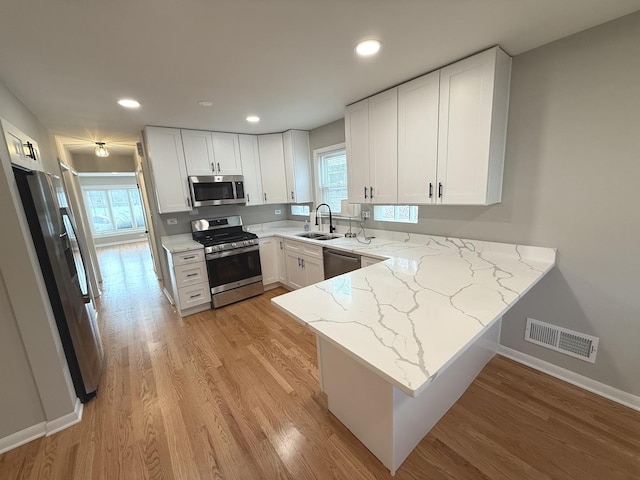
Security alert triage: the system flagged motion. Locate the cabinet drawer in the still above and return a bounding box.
[178,283,211,309]
[171,249,205,266]
[284,238,302,253]
[284,239,323,259]
[174,262,208,288]
[301,243,323,259]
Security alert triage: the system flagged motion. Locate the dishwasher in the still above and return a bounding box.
[323,248,361,279]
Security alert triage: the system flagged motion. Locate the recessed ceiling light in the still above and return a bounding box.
[246,116,260,123]
[355,39,382,57]
[117,98,141,108]
[198,100,213,107]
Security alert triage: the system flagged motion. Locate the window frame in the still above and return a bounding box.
[313,142,347,215]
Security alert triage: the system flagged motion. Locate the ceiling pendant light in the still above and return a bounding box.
[95,142,110,158]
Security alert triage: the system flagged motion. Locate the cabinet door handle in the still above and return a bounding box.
[364,186,368,199]
[190,293,202,299]
[301,258,305,268]
[438,182,443,198]
[247,194,250,203]
[211,162,215,172]
[264,192,267,201]
[217,162,221,172]
[186,197,191,208]
[183,255,196,260]
[298,257,301,267]
[186,273,198,277]
[429,182,433,198]
[279,240,283,250]
[370,186,374,199]
[291,191,294,200]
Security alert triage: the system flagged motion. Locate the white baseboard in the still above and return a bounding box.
[46,397,83,436]
[498,346,640,412]
[162,287,174,305]
[0,398,83,454]
[0,422,46,455]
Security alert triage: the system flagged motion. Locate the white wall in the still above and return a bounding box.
[307,12,640,397]
[0,81,78,442]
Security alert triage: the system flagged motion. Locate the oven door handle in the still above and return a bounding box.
[205,245,259,260]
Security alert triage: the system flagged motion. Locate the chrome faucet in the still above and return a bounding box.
[315,203,335,233]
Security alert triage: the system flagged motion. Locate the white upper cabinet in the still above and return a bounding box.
[182,129,215,176]
[257,133,288,204]
[437,47,511,205]
[143,126,191,213]
[397,71,440,204]
[346,88,398,204]
[368,88,398,204]
[346,99,369,204]
[283,130,312,204]
[347,46,511,207]
[211,132,242,175]
[239,134,264,206]
[1,119,43,172]
[182,130,242,176]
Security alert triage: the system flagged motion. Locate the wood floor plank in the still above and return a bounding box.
[1,241,639,480]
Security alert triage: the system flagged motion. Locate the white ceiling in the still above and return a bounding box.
[1,0,639,152]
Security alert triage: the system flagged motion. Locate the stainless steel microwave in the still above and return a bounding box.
[188,175,245,207]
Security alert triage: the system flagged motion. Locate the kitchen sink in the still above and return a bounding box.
[296,232,328,239]
[295,232,342,241]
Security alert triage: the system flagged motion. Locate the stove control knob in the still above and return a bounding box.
[232,242,237,247]
[243,241,248,245]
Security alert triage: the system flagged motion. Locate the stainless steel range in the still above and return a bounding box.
[191,215,263,308]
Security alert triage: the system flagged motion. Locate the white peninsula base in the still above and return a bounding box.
[317,318,502,475]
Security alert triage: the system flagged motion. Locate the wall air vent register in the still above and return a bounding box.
[525,318,599,363]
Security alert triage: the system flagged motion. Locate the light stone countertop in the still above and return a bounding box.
[254,222,556,397]
[161,233,204,253]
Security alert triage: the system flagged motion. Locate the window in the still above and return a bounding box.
[373,205,419,224]
[314,143,347,214]
[83,186,146,235]
[290,205,310,216]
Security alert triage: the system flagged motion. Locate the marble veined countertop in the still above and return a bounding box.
[161,233,204,253]
[260,223,556,397]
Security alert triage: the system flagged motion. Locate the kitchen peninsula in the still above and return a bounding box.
[270,230,556,474]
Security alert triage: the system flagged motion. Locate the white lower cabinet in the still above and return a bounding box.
[284,239,324,289]
[259,237,279,287]
[166,247,211,317]
[277,238,288,285]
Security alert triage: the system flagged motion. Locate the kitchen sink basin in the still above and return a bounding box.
[296,232,328,239]
[295,232,342,241]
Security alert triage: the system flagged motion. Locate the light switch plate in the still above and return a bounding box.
[275,209,282,215]
[166,218,178,225]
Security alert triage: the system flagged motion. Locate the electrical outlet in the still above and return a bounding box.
[188,208,199,215]
[166,218,178,225]
[362,211,371,219]
[275,209,282,215]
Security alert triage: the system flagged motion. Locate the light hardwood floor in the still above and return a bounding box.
[1,241,639,479]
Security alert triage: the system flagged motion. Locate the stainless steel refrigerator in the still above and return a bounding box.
[13,167,104,403]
